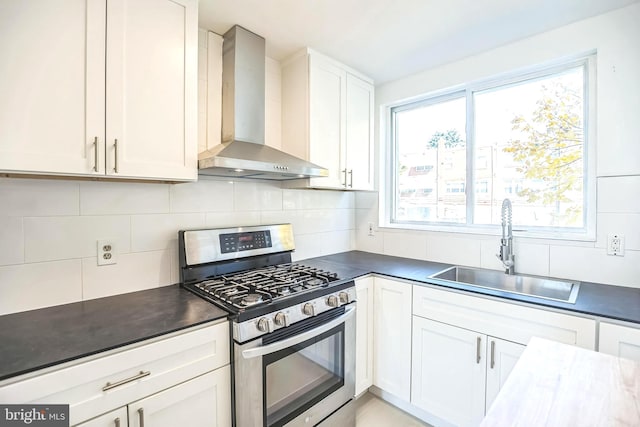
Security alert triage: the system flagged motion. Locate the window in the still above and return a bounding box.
[387,55,595,237]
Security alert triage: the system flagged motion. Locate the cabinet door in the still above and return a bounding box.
[0,0,105,176]
[129,366,231,427]
[106,0,197,181]
[308,55,346,188]
[373,278,412,401]
[355,276,374,396]
[484,337,525,411]
[345,74,374,190]
[599,322,640,361]
[411,317,486,427]
[74,407,127,427]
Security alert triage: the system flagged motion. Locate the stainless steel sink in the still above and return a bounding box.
[429,266,580,304]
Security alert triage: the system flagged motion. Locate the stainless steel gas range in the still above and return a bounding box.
[178,224,356,427]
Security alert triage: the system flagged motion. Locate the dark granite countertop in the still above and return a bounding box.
[1,250,638,384]
[299,251,640,325]
[0,285,228,382]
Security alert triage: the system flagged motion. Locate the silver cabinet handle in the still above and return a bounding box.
[113,139,119,173]
[93,137,99,172]
[476,337,481,364]
[348,169,353,188]
[114,417,120,427]
[138,408,145,427]
[342,169,347,187]
[102,370,150,392]
[490,340,496,369]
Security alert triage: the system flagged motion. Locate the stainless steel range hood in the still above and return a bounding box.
[198,26,328,181]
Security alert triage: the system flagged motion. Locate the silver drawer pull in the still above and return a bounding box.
[113,139,119,173]
[93,136,99,172]
[476,337,482,364]
[102,370,150,392]
[138,408,145,427]
[114,417,120,427]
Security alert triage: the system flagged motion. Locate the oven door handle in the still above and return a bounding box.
[241,305,356,359]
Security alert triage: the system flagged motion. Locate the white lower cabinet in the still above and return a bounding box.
[410,317,524,427]
[599,322,640,361]
[373,277,412,401]
[355,276,374,396]
[484,337,525,411]
[411,317,487,427]
[75,407,127,427]
[1,322,231,427]
[128,368,231,427]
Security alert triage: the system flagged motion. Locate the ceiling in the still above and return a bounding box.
[198,0,638,84]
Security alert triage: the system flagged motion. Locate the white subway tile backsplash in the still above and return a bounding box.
[82,250,172,300]
[0,178,79,216]
[355,191,378,209]
[24,216,131,262]
[261,209,354,235]
[550,245,640,287]
[355,227,384,254]
[598,176,640,213]
[283,189,355,210]
[292,230,353,261]
[234,181,283,211]
[206,211,261,228]
[383,231,428,260]
[0,217,24,266]
[131,213,205,252]
[170,179,233,213]
[426,235,481,267]
[0,260,82,315]
[596,213,640,250]
[80,181,170,215]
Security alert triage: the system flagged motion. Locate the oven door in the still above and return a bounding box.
[234,305,356,427]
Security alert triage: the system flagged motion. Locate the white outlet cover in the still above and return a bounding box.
[97,240,117,266]
[606,234,625,256]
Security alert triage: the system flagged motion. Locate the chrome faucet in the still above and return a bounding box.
[497,198,515,275]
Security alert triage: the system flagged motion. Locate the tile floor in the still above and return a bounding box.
[353,393,432,427]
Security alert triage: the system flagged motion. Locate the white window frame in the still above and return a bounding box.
[381,53,597,241]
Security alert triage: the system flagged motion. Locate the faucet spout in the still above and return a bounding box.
[497,198,515,275]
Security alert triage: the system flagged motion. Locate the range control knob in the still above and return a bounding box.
[338,291,350,304]
[326,295,340,308]
[274,312,289,327]
[302,303,315,316]
[256,317,274,333]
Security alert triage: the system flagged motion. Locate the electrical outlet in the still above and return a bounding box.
[97,240,117,265]
[367,222,375,237]
[607,234,625,256]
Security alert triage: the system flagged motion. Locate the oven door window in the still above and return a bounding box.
[263,323,345,427]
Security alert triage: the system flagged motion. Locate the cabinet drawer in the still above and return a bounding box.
[413,285,595,349]
[0,321,229,425]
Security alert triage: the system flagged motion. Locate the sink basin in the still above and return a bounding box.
[429,266,580,304]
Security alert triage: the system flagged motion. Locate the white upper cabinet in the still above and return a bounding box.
[282,48,374,190]
[0,0,105,176]
[0,0,198,181]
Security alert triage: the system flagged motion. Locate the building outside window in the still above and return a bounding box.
[387,54,596,237]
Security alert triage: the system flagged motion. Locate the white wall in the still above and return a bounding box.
[0,177,355,315]
[358,3,640,288]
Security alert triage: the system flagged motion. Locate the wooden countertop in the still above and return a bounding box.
[480,337,640,427]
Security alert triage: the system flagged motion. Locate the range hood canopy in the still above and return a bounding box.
[198,25,328,181]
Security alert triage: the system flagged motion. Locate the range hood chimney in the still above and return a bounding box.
[198,25,328,180]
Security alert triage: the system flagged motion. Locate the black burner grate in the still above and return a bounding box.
[193,263,339,309]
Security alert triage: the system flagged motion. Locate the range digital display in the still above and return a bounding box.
[220,230,272,254]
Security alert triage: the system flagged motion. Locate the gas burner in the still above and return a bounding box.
[241,294,263,306]
[305,277,325,287]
